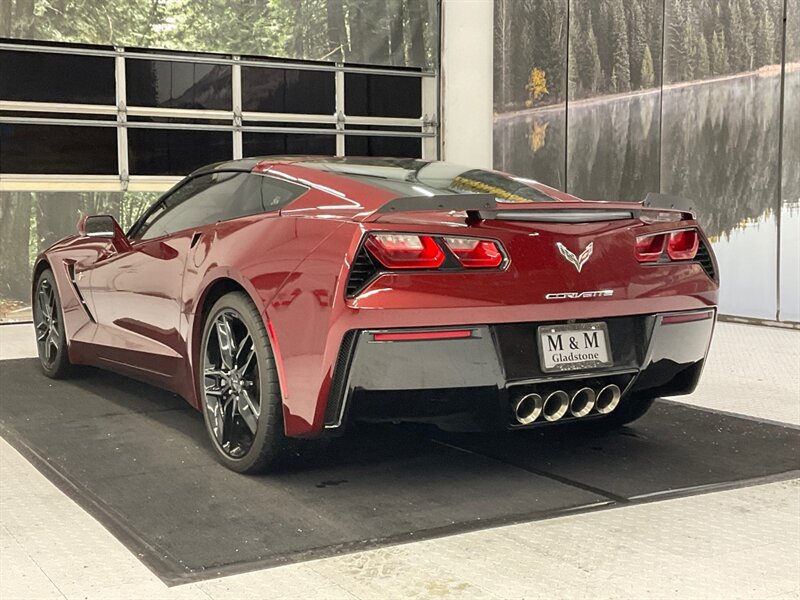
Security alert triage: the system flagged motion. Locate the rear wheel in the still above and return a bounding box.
[33,269,73,378]
[199,292,288,473]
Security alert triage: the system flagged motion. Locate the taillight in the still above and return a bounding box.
[635,228,700,263]
[635,233,666,262]
[443,237,504,268]
[364,234,445,269]
[666,229,699,260]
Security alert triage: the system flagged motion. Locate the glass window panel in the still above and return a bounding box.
[0,50,115,105]
[128,129,233,176]
[0,124,117,174]
[492,0,567,190]
[345,135,421,158]
[126,60,232,110]
[344,73,421,118]
[138,172,256,239]
[242,133,336,156]
[0,191,158,323]
[241,67,335,114]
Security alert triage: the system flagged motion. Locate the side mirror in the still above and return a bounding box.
[77,215,131,252]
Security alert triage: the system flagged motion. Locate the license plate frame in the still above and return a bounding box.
[537,322,613,373]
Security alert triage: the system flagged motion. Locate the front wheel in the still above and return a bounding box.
[199,291,288,473]
[33,268,73,378]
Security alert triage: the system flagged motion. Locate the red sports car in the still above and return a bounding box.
[32,157,718,472]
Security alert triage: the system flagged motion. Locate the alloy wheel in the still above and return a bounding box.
[202,309,261,458]
[34,278,60,368]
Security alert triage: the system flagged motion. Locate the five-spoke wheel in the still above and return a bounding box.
[33,269,72,378]
[203,309,261,458]
[199,291,286,473]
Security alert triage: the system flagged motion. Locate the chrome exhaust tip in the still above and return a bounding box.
[595,384,622,414]
[543,390,570,422]
[569,387,596,418]
[513,393,543,425]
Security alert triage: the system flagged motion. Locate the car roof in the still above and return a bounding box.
[190,156,574,205]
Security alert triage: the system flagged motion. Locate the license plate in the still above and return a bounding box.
[537,322,613,372]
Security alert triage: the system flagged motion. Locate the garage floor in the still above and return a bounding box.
[1,321,799,599]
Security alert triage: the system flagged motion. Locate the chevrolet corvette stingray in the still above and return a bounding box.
[32,157,718,472]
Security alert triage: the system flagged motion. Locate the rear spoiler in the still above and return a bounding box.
[366,193,694,223]
[642,193,696,215]
[374,193,497,214]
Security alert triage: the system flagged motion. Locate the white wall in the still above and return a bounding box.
[440,0,494,168]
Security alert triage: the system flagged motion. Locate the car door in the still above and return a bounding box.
[86,171,252,382]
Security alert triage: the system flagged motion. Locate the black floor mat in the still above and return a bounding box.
[1,358,798,584]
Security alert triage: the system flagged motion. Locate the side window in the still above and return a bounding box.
[133,171,307,241]
[137,172,248,240]
[260,176,307,210]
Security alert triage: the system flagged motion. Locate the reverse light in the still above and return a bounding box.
[365,234,445,269]
[666,229,699,261]
[443,237,504,268]
[635,233,666,262]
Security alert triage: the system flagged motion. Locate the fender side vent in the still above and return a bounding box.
[345,247,379,297]
[66,263,96,322]
[694,239,716,281]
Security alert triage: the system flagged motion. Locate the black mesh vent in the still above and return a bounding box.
[324,330,358,426]
[346,247,379,297]
[695,239,716,281]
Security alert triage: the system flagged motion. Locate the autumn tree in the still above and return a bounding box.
[526,68,549,107]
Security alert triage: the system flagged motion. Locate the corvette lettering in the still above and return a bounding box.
[545,290,614,300]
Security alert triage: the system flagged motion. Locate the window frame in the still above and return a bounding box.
[127,171,309,241]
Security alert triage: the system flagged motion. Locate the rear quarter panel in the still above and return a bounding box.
[181,214,358,420]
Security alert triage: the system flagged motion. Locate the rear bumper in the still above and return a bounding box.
[323,309,715,432]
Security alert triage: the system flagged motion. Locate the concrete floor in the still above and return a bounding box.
[1,321,799,599]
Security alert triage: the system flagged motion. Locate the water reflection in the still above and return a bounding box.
[567,89,660,201]
[493,70,798,322]
[493,106,566,191]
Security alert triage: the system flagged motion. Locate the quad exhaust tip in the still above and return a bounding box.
[569,387,596,418]
[513,393,543,425]
[513,383,621,425]
[595,384,622,414]
[543,390,570,422]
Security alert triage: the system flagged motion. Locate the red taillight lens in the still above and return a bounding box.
[666,229,699,260]
[635,233,666,262]
[365,234,445,269]
[443,237,504,268]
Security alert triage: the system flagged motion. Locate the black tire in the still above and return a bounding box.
[33,268,73,379]
[199,291,288,473]
[598,395,656,428]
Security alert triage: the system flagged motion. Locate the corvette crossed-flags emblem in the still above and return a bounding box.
[555,242,594,273]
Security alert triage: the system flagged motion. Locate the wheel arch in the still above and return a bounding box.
[188,276,289,428]
[31,257,53,302]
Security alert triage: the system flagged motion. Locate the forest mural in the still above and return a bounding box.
[0,193,157,315]
[1,0,437,68]
[494,0,798,320]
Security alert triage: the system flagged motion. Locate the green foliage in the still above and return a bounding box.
[2,0,435,68]
[640,44,655,88]
[610,0,631,92]
[710,31,731,73]
[495,0,789,111]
